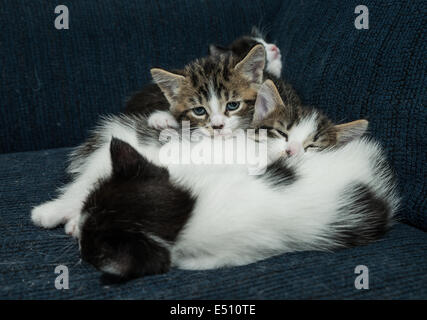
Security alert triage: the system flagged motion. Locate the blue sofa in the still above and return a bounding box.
[1,0,425,299]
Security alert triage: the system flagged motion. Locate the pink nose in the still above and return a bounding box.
[285,142,302,156]
[286,149,295,156]
[270,45,279,53]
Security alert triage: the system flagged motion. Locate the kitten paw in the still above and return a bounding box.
[65,215,81,238]
[31,201,67,228]
[148,111,179,130]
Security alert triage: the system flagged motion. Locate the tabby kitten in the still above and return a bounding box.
[126,43,266,133]
[146,29,301,131]
[252,80,368,160]
[150,44,266,136]
[209,28,301,122]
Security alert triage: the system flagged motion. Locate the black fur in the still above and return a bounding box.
[260,159,297,187]
[209,27,271,61]
[124,83,169,116]
[332,183,392,247]
[210,36,260,62]
[79,138,195,280]
[124,69,185,116]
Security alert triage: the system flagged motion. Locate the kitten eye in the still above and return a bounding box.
[276,130,288,140]
[305,144,320,151]
[226,101,240,111]
[192,106,207,116]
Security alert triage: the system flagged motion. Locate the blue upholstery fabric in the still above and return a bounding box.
[0,1,426,299]
[0,148,426,299]
[0,0,282,154]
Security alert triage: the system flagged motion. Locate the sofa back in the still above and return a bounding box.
[0,0,281,153]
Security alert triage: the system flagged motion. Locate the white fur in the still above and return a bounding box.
[208,84,228,133]
[31,116,161,237]
[32,144,113,235]
[100,262,124,276]
[32,114,398,270]
[208,84,221,115]
[168,137,398,270]
[147,110,179,129]
[286,112,319,156]
[289,112,318,144]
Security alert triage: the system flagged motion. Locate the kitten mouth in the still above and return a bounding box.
[212,129,233,137]
[271,51,281,60]
[193,128,213,138]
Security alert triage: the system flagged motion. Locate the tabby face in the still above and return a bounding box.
[253,80,369,158]
[151,45,266,136]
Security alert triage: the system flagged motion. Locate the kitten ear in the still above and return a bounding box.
[234,44,265,83]
[251,26,263,38]
[150,68,185,104]
[334,120,369,145]
[253,80,284,123]
[110,137,167,178]
[110,138,143,177]
[209,44,229,56]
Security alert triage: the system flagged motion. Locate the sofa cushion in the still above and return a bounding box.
[1,148,426,299]
[270,0,426,229]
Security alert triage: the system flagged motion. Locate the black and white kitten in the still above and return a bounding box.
[79,138,194,279]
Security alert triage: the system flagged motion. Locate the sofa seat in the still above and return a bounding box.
[1,148,426,299]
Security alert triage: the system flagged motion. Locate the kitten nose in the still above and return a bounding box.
[286,142,302,156]
[286,148,298,156]
[270,45,279,53]
[211,114,225,130]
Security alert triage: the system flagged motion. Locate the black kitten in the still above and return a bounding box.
[79,138,195,280]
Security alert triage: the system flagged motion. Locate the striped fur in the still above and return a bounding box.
[150,45,266,136]
[252,80,368,158]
